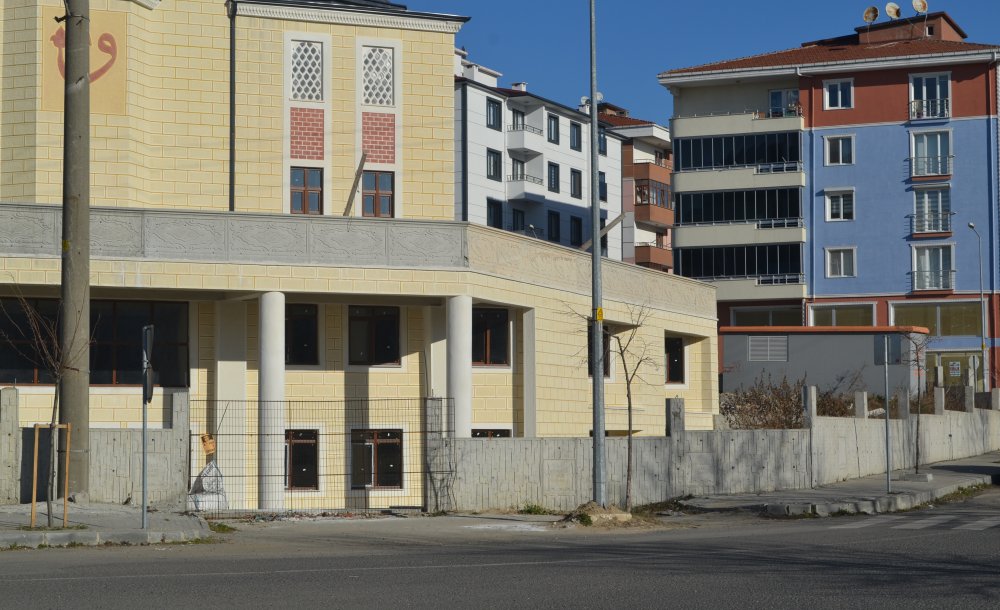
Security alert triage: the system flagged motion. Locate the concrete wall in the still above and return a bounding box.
[1,389,189,510]
[430,398,1000,512]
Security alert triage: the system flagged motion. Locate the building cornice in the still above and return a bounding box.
[238,3,464,33]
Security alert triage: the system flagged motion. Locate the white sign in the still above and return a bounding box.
[949,361,961,377]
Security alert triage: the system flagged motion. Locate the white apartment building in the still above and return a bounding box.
[454,50,623,258]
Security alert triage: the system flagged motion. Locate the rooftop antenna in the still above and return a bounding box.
[912,0,930,37]
[862,6,879,43]
[886,3,901,19]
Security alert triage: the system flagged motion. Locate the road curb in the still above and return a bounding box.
[1,528,210,549]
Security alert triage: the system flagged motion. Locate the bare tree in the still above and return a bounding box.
[608,304,659,512]
[0,293,88,527]
[899,332,931,474]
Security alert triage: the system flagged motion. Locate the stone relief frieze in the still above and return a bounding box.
[387,224,466,268]
[144,215,227,259]
[91,211,142,257]
[309,222,387,266]
[0,206,58,253]
[228,218,308,263]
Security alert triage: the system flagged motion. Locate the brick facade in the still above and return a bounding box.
[362,112,396,164]
[290,107,324,160]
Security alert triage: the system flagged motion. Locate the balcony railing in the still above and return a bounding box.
[755,106,803,119]
[910,155,954,177]
[909,99,951,120]
[910,212,952,234]
[755,161,803,174]
[758,273,805,286]
[506,224,544,239]
[912,269,955,291]
[507,124,543,135]
[633,159,671,169]
[757,218,804,229]
[507,173,543,185]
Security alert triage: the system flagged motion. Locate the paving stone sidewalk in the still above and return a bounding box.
[680,451,1000,517]
[0,501,209,549]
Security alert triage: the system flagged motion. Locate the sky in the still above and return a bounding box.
[415,0,1000,124]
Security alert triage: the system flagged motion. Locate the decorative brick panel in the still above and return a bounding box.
[290,107,324,160]
[362,112,396,164]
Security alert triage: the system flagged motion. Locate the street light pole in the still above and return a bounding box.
[969,222,989,391]
[588,0,606,507]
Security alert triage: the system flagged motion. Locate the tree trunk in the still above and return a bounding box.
[625,379,633,513]
[47,390,59,528]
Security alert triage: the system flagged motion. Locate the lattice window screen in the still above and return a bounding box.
[291,41,323,101]
[363,46,394,106]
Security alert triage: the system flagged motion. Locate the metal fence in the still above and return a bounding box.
[188,398,452,518]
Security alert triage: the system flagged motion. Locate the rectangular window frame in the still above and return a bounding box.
[472,308,511,367]
[350,428,403,490]
[912,185,951,233]
[570,216,584,247]
[285,429,319,491]
[361,171,394,218]
[823,79,854,110]
[548,162,560,193]
[286,303,320,367]
[486,149,502,182]
[909,72,951,119]
[808,302,877,327]
[664,335,687,386]
[486,199,504,229]
[825,188,855,222]
[570,169,583,199]
[547,114,560,144]
[570,122,582,151]
[291,167,324,215]
[910,129,953,177]
[347,305,402,368]
[824,135,854,166]
[826,247,857,279]
[912,243,955,291]
[547,210,561,243]
[486,98,502,131]
[748,336,788,362]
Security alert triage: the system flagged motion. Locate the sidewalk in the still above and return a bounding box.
[680,451,1000,517]
[0,501,209,549]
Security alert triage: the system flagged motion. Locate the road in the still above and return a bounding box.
[3,490,999,609]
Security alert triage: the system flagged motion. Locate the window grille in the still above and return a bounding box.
[363,46,394,106]
[291,41,323,101]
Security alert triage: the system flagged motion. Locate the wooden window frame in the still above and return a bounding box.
[291,167,323,215]
[351,429,403,489]
[285,429,319,490]
[362,171,395,218]
[472,308,510,367]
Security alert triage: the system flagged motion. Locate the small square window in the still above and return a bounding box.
[824,79,853,110]
[362,171,394,218]
[827,248,856,278]
[826,191,855,221]
[486,149,502,181]
[486,98,502,131]
[291,167,323,215]
[547,115,560,144]
[348,306,400,366]
[826,136,854,165]
[351,429,402,489]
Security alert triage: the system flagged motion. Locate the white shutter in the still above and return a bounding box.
[748,336,788,362]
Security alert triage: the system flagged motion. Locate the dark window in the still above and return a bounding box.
[587,326,611,378]
[512,109,525,129]
[291,167,323,215]
[677,188,801,225]
[547,114,560,144]
[486,98,502,130]
[286,304,319,366]
[487,199,504,229]
[0,298,58,385]
[675,132,800,171]
[635,180,670,207]
[598,130,607,156]
[676,244,802,280]
[599,171,607,202]
[285,430,318,490]
[472,308,509,366]
[472,429,512,438]
[600,217,608,257]
[88,300,189,387]
[362,171,394,218]
[570,122,582,151]
[570,216,584,247]
[486,149,502,181]
[570,169,583,199]
[351,429,402,489]
[547,211,561,242]
[512,209,525,231]
[348,306,400,366]
[548,163,560,193]
[665,336,685,384]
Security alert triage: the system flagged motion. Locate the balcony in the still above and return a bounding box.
[634,243,673,270]
[673,164,805,192]
[506,173,546,202]
[630,159,671,183]
[672,220,805,248]
[912,270,955,292]
[672,110,804,139]
[910,212,952,235]
[707,275,807,301]
[909,99,951,121]
[910,156,953,178]
[634,202,674,229]
[506,124,544,156]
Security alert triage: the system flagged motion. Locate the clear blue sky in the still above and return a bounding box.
[416,1,1000,124]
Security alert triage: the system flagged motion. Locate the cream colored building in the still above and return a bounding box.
[0,0,718,511]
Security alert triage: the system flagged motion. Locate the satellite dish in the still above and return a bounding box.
[913,0,928,14]
[863,6,879,24]
[886,2,901,19]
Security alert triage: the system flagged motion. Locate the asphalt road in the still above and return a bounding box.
[3,490,1000,609]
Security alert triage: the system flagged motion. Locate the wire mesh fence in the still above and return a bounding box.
[188,398,452,518]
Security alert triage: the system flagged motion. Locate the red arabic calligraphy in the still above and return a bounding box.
[49,27,118,82]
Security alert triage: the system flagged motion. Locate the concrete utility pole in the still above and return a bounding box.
[588,0,606,507]
[59,0,91,502]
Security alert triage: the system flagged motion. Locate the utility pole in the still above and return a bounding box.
[59,0,91,502]
[588,0,606,507]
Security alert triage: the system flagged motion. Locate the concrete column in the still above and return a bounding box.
[1,387,20,504]
[934,387,945,415]
[215,301,247,508]
[964,386,976,413]
[854,391,868,419]
[446,295,473,438]
[258,292,285,511]
[991,388,1000,411]
[421,305,448,399]
[522,309,537,438]
[667,398,685,437]
[803,385,818,426]
[897,389,910,421]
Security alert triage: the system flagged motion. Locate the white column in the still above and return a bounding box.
[522,309,537,438]
[447,295,472,438]
[214,301,247,508]
[258,291,285,511]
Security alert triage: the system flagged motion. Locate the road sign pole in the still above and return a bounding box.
[141,325,154,530]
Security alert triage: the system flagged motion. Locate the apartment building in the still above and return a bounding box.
[601,104,674,273]
[0,0,718,511]
[454,50,623,258]
[660,11,999,389]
